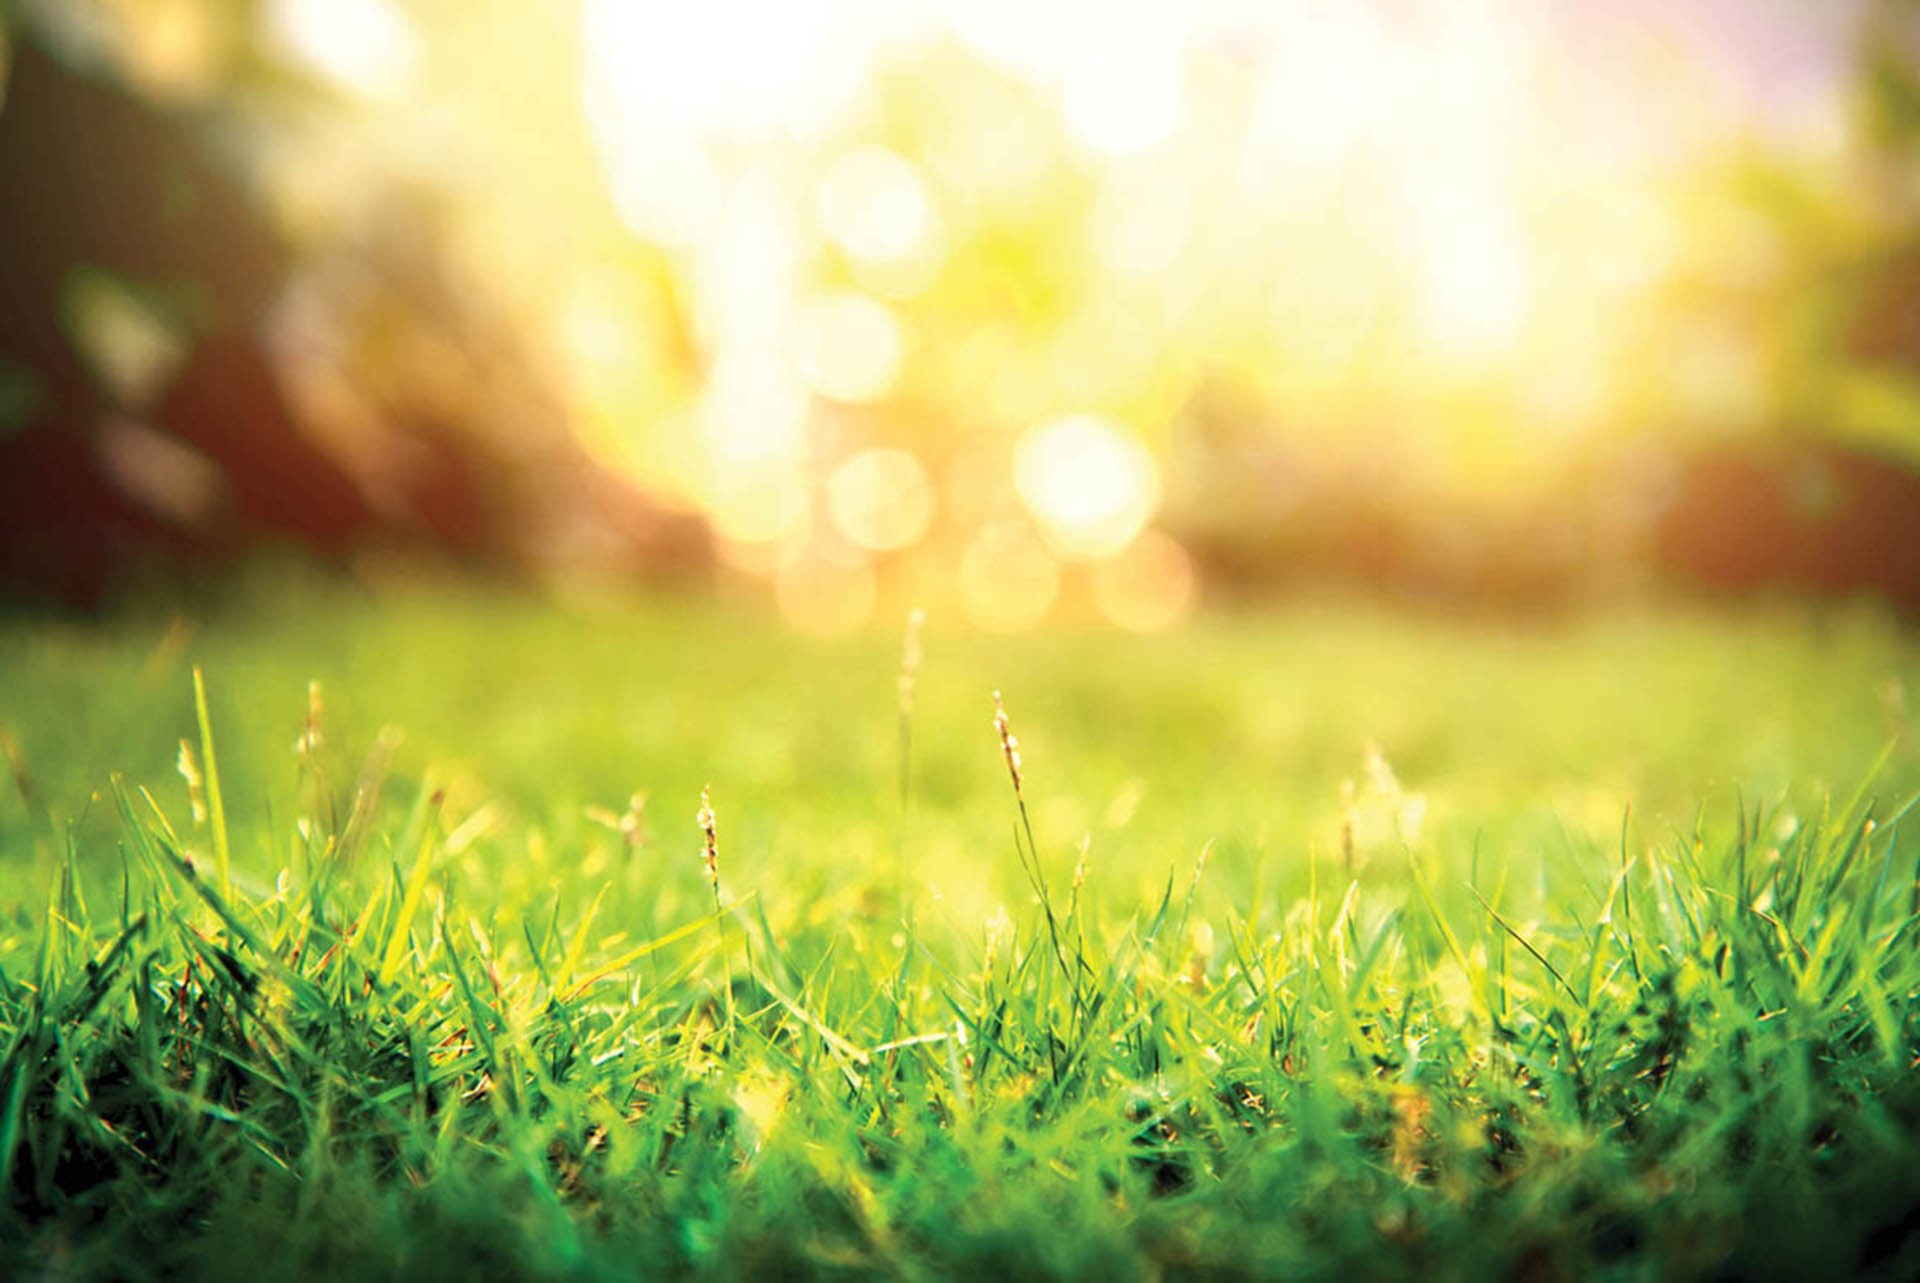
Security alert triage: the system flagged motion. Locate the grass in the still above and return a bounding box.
[2,578,1919,1279]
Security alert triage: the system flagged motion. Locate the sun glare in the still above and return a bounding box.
[1059,27,1185,158]
[827,449,936,552]
[1091,530,1197,633]
[581,0,883,143]
[707,466,810,550]
[1015,416,1161,562]
[1416,191,1531,360]
[796,293,905,404]
[279,0,1850,631]
[266,0,416,99]
[817,148,947,298]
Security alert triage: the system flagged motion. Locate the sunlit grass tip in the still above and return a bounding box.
[992,689,1023,801]
[897,607,926,719]
[697,785,720,905]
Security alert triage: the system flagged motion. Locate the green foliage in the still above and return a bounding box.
[1,586,1918,1278]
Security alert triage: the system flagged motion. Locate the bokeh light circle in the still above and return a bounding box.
[958,521,1061,633]
[775,545,878,636]
[827,449,936,552]
[1014,414,1161,560]
[1090,530,1197,632]
[797,293,904,403]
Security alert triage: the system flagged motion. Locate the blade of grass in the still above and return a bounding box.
[192,666,232,900]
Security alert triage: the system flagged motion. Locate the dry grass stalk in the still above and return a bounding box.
[992,690,1023,800]
[587,792,648,850]
[295,680,325,760]
[898,608,927,817]
[697,786,720,904]
[897,608,926,719]
[177,740,208,826]
[990,690,1081,1016]
[0,727,37,812]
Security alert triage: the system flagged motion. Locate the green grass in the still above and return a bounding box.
[2,579,1919,1279]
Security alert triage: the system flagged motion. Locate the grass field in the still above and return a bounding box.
[2,579,1919,1279]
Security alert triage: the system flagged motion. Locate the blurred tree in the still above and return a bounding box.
[1649,2,1920,615]
[0,5,707,606]
[0,27,372,602]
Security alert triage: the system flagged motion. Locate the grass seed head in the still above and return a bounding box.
[992,690,1023,800]
[1181,921,1214,989]
[1882,677,1909,747]
[295,679,325,759]
[697,786,720,894]
[898,608,926,717]
[1363,740,1399,796]
[1,726,39,810]
[177,739,208,825]
[984,904,1011,975]
[590,793,649,849]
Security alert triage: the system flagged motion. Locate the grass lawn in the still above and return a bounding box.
[2,578,1918,1279]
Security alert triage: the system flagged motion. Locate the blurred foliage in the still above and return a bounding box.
[2,0,1919,617]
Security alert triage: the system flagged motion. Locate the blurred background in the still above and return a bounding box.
[3,0,1920,629]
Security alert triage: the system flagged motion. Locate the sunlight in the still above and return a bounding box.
[1015,415,1161,561]
[60,271,188,410]
[817,147,947,299]
[564,0,1734,591]
[265,0,415,99]
[1415,187,1531,361]
[42,0,1858,624]
[1270,248,1382,377]
[1090,530,1197,633]
[115,0,225,104]
[594,125,722,251]
[581,0,878,142]
[1241,5,1387,194]
[702,356,810,465]
[775,542,878,635]
[796,293,904,404]
[1059,27,1185,158]
[8,1,1915,1262]
[959,520,1061,632]
[1090,168,1191,278]
[827,449,936,552]
[708,464,811,552]
[556,272,649,394]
